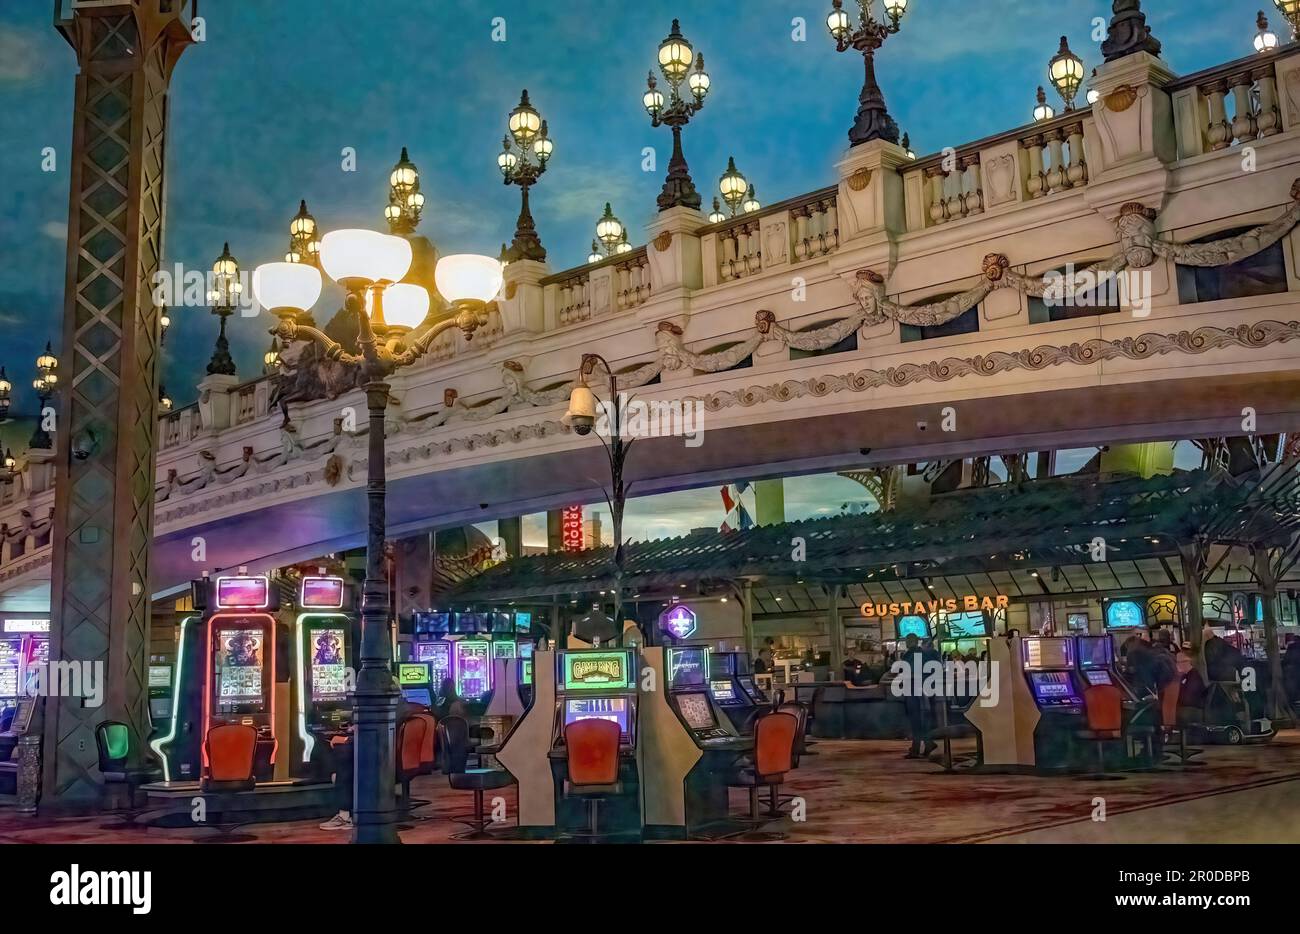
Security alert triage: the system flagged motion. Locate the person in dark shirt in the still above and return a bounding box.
[753,648,774,674]
[900,634,938,759]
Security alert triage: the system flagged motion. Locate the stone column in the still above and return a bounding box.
[45,0,196,802]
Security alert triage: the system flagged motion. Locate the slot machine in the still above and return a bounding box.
[1021,635,1084,770]
[1076,633,1139,700]
[147,662,174,738]
[517,642,534,709]
[153,574,280,783]
[708,650,758,731]
[550,647,641,835]
[454,638,492,704]
[0,617,50,707]
[411,612,453,702]
[294,575,358,770]
[0,631,21,712]
[397,662,434,707]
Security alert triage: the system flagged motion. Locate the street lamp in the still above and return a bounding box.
[718,157,748,217]
[1256,11,1281,52]
[384,148,425,235]
[564,354,635,633]
[0,448,15,483]
[826,0,911,146]
[1033,86,1056,122]
[159,309,171,343]
[0,366,10,423]
[1047,36,1085,111]
[1275,0,1300,39]
[590,203,629,261]
[643,20,711,211]
[901,131,916,159]
[499,90,554,263]
[253,238,502,844]
[31,342,58,450]
[286,200,321,268]
[263,337,282,375]
[205,243,241,377]
[742,184,761,214]
[158,384,172,413]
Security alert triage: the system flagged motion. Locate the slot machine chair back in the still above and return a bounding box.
[202,723,258,792]
[436,716,516,839]
[725,709,799,836]
[562,718,624,841]
[95,720,161,809]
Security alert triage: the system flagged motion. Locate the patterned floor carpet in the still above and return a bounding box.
[4,732,1298,844]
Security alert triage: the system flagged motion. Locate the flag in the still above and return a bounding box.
[719,482,754,532]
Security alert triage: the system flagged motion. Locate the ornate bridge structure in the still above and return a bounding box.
[5,32,1300,618]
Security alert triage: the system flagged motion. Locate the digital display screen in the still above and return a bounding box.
[398,663,430,686]
[455,641,492,699]
[515,611,532,632]
[310,628,348,700]
[1029,671,1080,701]
[216,576,270,609]
[1106,600,1144,629]
[402,688,432,706]
[710,679,736,701]
[0,640,19,699]
[1084,670,1113,686]
[710,653,736,676]
[148,665,172,688]
[3,618,49,633]
[677,692,716,730]
[415,641,451,681]
[518,642,534,659]
[1068,612,1090,630]
[944,611,987,638]
[896,615,929,639]
[414,612,450,635]
[564,697,630,739]
[1077,636,1113,669]
[667,646,708,689]
[216,629,264,700]
[1023,637,1075,670]
[738,675,758,698]
[301,577,345,608]
[492,641,517,660]
[455,612,488,634]
[521,659,533,685]
[562,650,633,691]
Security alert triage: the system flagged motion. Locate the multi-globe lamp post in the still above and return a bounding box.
[1047,36,1085,112]
[1275,0,1300,40]
[0,366,10,423]
[251,231,503,844]
[1257,11,1281,53]
[643,19,711,211]
[205,243,241,377]
[826,0,911,146]
[498,90,554,262]
[709,157,760,222]
[31,343,58,450]
[588,203,631,263]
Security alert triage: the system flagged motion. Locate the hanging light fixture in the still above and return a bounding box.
[1256,10,1281,52]
[1033,86,1056,122]
[1047,36,1085,111]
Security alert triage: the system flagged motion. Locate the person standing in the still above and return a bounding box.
[900,633,937,759]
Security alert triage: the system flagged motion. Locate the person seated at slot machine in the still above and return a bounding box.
[842,657,869,687]
[433,677,468,721]
[753,648,774,674]
[319,688,418,832]
[1178,650,1208,726]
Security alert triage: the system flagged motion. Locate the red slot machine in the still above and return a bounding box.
[205,575,278,779]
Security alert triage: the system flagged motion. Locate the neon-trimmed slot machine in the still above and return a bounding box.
[550,647,641,836]
[0,633,21,712]
[294,575,358,769]
[397,662,434,707]
[454,639,492,704]
[1021,635,1084,770]
[0,617,51,707]
[708,650,759,731]
[411,612,453,703]
[155,574,280,783]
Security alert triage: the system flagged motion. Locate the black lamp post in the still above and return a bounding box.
[826,0,911,146]
[499,90,554,263]
[564,354,635,632]
[253,236,503,844]
[0,448,15,483]
[0,366,11,423]
[643,20,712,211]
[205,243,240,377]
[30,343,58,450]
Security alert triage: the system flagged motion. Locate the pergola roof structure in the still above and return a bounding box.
[440,465,1300,614]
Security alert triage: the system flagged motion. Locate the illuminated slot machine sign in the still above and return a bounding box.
[298,576,350,702]
[0,638,20,705]
[561,650,634,691]
[667,645,709,690]
[215,628,267,711]
[492,640,518,660]
[454,640,492,700]
[1021,637,1082,708]
[216,575,271,610]
[398,663,433,707]
[208,577,276,727]
[1105,599,1144,630]
[416,640,452,684]
[308,628,348,700]
[300,576,345,609]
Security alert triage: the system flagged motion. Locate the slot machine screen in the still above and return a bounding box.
[667,646,708,689]
[148,665,172,688]
[562,650,634,691]
[414,612,450,636]
[1084,669,1113,686]
[492,640,517,660]
[301,577,345,608]
[455,641,491,699]
[711,652,736,676]
[216,629,264,700]
[944,611,987,638]
[0,639,20,700]
[564,697,630,740]
[309,628,348,700]
[515,611,532,633]
[1077,637,1113,669]
[398,663,433,706]
[896,615,929,639]
[1029,671,1080,703]
[1023,637,1075,670]
[521,659,534,685]
[518,642,534,659]
[709,679,736,702]
[415,641,451,681]
[216,577,269,609]
[677,692,716,730]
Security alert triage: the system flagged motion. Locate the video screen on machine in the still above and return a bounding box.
[310,628,348,700]
[492,641,517,660]
[0,640,20,698]
[1077,637,1113,669]
[1030,671,1079,701]
[562,650,633,690]
[521,659,533,684]
[710,679,736,701]
[415,641,451,675]
[216,629,264,700]
[943,611,987,638]
[896,615,930,640]
[216,577,269,609]
[413,612,450,635]
[677,692,716,730]
[711,653,736,676]
[301,577,345,608]
[455,642,491,698]
[564,697,630,739]
[148,665,172,688]
[1084,669,1113,686]
[668,647,708,689]
[1023,637,1075,670]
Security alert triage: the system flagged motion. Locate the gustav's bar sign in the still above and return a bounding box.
[860,595,1008,618]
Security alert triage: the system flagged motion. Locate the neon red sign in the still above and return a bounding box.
[562,505,584,552]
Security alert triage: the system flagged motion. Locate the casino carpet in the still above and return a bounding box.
[2,732,1299,844]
